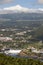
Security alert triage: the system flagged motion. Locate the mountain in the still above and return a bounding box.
[0,5,43,14]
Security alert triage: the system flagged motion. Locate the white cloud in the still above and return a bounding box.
[0,5,43,14]
[0,0,12,4]
[38,0,43,4]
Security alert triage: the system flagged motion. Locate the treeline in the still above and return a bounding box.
[0,54,43,65]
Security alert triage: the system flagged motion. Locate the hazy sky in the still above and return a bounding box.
[0,0,43,9]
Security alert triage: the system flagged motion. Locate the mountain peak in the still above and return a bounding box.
[0,5,43,14]
[15,5,22,8]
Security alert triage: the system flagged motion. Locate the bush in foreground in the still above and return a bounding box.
[0,54,43,65]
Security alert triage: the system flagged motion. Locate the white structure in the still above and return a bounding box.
[27,47,40,53]
[31,47,40,53]
[4,49,21,55]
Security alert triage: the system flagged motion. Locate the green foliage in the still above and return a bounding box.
[0,54,43,65]
[34,25,43,40]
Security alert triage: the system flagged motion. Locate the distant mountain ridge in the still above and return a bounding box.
[0,13,43,20]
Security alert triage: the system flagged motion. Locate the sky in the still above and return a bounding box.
[0,0,43,9]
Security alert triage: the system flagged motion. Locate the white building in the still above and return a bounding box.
[4,49,21,55]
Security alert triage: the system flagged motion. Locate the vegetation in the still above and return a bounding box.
[0,54,43,65]
[34,25,43,40]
